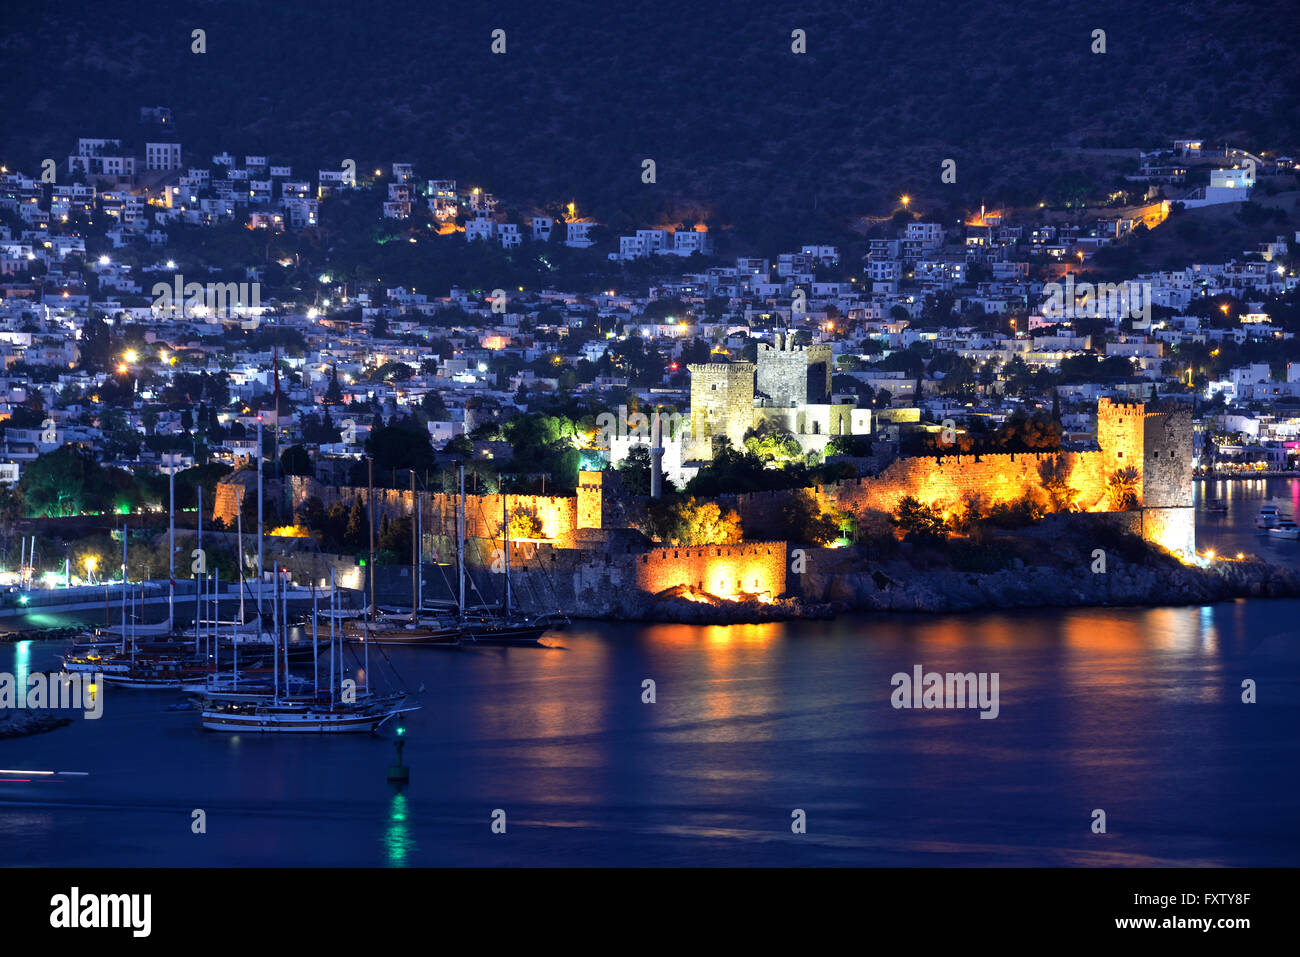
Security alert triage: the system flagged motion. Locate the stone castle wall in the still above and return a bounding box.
[634,541,787,598]
[815,449,1112,519]
[285,477,579,548]
[703,400,1194,556]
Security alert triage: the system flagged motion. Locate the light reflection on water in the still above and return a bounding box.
[385,791,415,867]
[13,639,29,690]
[0,496,1297,867]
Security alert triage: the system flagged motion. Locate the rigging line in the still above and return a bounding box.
[467,492,507,618]
[364,635,412,694]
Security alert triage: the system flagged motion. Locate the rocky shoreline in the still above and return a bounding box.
[0,709,73,740]
[573,556,1300,624]
[802,553,1300,615]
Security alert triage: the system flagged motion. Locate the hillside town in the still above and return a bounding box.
[4,1,1300,892]
[0,122,1298,611]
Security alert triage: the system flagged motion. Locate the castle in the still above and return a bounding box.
[212,400,1195,613]
[803,396,1195,557]
[684,334,870,463]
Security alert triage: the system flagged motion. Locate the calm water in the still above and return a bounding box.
[0,481,1297,867]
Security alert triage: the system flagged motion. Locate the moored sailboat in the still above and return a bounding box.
[200,565,417,733]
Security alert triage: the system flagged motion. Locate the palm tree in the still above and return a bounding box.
[1106,466,1141,510]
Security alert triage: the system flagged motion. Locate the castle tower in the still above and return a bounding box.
[755,335,832,407]
[1095,397,1195,556]
[687,359,755,452]
[1096,397,1146,500]
[578,470,614,530]
[1140,402,1195,555]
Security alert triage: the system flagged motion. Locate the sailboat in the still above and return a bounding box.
[88,470,180,640]
[200,537,417,732]
[333,468,460,646]
[451,465,568,644]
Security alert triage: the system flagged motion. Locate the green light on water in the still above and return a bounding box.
[385,792,415,867]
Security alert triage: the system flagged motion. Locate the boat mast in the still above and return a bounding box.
[502,478,511,616]
[282,565,289,684]
[168,465,175,631]
[457,463,465,621]
[416,483,423,613]
[410,470,417,620]
[312,579,319,695]
[367,457,375,618]
[329,567,336,707]
[272,555,279,702]
[272,556,279,661]
[236,506,245,625]
[195,484,202,653]
[256,416,264,618]
[120,523,127,655]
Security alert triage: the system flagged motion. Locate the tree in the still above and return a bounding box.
[365,417,435,475]
[616,444,656,496]
[18,446,130,517]
[743,425,803,464]
[421,390,450,421]
[324,366,343,405]
[344,498,369,550]
[506,512,543,539]
[826,434,871,457]
[279,444,313,476]
[647,496,742,546]
[768,489,839,545]
[1106,466,1140,510]
[1037,455,1078,511]
[894,496,947,543]
[444,434,474,457]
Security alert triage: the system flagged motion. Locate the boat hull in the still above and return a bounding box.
[200,712,393,733]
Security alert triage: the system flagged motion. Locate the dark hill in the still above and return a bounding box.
[1,0,1296,248]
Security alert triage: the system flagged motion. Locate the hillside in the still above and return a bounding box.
[2,0,1297,250]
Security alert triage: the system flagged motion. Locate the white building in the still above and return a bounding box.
[145,143,182,172]
[566,221,597,248]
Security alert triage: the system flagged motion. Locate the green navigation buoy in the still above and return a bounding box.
[387,724,409,784]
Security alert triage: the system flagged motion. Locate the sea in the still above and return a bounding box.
[0,477,1297,866]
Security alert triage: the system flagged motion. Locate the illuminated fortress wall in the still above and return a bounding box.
[811,449,1111,519]
[256,399,1194,609]
[723,399,1195,557]
[284,478,579,548]
[633,541,788,599]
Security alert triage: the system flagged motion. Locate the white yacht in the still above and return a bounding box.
[1256,505,1280,529]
